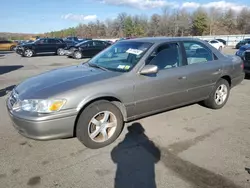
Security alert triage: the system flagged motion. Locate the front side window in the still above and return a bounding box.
[35,39,48,44]
[88,41,153,72]
[93,41,105,46]
[183,41,213,65]
[146,43,182,70]
[48,39,56,44]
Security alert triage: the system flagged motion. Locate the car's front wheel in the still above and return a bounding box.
[203,78,230,109]
[76,101,124,149]
[74,51,82,59]
[23,49,34,57]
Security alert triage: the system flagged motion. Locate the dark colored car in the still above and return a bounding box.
[65,36,79,42]
[235,38,250,49]
[6,37,244,149]
[216,39,227,45]
[15,38,67,57]
[236,44,250,74]
[66,40,111,59]
[64,40,78,48]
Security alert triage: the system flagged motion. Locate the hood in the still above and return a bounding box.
[15,64,120,99]
[20,42,34,47]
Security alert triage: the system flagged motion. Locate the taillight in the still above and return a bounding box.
[241,62,244,69]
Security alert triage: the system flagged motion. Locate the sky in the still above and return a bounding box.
[1,0,249,34]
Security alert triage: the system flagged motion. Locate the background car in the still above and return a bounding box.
[15,38,67,57]
[215,38,227,46]
[235,38,250,49]
[208,39,225,51]
[66,40,111,59]
[0,40,18,51]
[236,44,250,74]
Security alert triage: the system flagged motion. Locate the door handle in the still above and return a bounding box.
[178,76,187,80]
[213,69,222,75]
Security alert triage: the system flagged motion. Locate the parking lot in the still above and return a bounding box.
[0,48,250,188]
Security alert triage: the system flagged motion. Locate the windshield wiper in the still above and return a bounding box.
[87,63,109,71]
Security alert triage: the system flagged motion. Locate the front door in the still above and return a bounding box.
[47,39,58,52]
[133,42,189,116]
[35,39,50,53]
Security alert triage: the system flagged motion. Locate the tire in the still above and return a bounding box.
[23,49,34,57]
[76,101,124,149]
[74,51,82,59]
[57,48,64,56]
[219,46,222,51]
[203,78,230,109]
[10,45,16,51]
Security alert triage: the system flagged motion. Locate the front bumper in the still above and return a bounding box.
[15,48,24,55]
[65,50,74,56]
[6,102,77,140]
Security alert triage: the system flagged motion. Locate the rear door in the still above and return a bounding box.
[179,40,223,102]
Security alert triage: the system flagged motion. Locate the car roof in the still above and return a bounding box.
[119,37,203,44]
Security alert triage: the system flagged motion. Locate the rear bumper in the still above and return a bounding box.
[231,73,245,88]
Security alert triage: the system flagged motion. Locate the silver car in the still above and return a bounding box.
[6,37,245,149]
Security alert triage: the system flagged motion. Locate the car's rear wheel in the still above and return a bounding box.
[203,78,230,109]
[76,101,124,149]
[74,51,82,59]
[10,45,16,51]
[219,46,222,51]
[57,48,64,56]
[23,49,34,57]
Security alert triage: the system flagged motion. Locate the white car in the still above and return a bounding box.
[208,40,225,51]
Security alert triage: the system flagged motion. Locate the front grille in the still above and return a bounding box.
[245,51,250,61]
[9,90,18,107]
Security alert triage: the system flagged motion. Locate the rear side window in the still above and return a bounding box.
[210,40,218,44]
[183,41,213,65]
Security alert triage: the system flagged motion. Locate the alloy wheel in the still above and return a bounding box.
[24,49,33,57]
[87,111,117,143]
[214,84,228,105]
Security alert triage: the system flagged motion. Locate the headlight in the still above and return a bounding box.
[13,99,66,113]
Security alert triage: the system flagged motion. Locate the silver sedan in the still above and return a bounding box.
[6,37,245,149]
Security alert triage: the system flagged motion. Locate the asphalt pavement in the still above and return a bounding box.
[0,49,250,188]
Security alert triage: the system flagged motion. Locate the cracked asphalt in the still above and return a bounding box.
[0,49,250,188]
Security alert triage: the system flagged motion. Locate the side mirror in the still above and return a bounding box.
[139,65,158,75]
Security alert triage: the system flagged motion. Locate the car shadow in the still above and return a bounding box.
[0,51,14,54]
[0,85,16,97]
[0,65,23,75]
[30,54,57,58]
[111,122,161,188]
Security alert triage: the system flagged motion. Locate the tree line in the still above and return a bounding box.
[45,7,250,39]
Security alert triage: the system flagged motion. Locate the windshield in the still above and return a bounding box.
[88,41,153,72]
[75,40,89,47]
